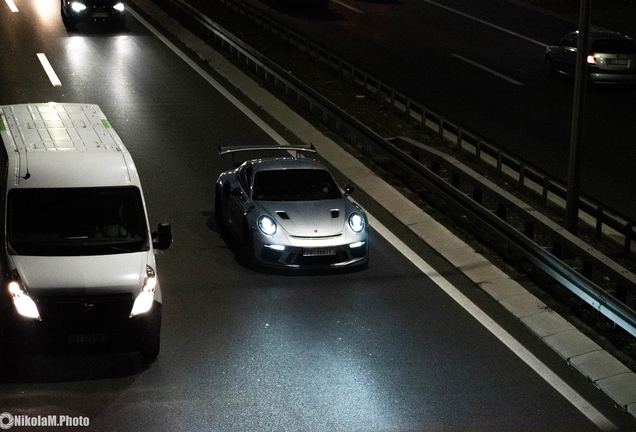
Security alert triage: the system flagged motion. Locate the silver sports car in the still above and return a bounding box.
[215,145,369,269]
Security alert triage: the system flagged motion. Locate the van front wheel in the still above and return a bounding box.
[140,338,160,364]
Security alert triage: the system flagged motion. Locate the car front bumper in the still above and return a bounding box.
[252,230,369,269]
[1,298,161,355]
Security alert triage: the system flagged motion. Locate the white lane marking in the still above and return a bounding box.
[127,8,289,147]
[36,54,62,86]
[423,0,546,47]
[368,212,616,432]
[331,0,363,14]
[5,0,18,12]
[452,53,523,85]
[130,7,616,430]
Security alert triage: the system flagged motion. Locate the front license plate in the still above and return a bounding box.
[303,247,336,256]
[91,12,109,18]
[69,333,108,344]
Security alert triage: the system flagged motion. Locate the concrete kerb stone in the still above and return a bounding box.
[479,277,528,301]
[440,246,491,269]
[131,0,636,418]
[409,218,450,239]
[570,350,632,382]
[596,372,636,412]
[543,329,603,360]
[499,292,548,318]
[520,310,576,338]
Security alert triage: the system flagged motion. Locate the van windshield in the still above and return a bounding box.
[7,186,149,256]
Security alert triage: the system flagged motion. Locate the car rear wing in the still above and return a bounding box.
[218,144,317,166]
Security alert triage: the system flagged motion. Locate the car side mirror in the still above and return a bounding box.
[230,187,243,197]
[343,184,355,197]
[152,222,173,250]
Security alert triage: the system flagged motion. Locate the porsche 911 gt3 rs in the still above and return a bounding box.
[215,145,368,269]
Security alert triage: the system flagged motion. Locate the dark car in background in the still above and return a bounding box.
[61,0,126,30]
[545,30,636,83]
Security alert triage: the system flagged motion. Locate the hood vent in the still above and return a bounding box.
[331,209,340,218]
[275,211,290,220]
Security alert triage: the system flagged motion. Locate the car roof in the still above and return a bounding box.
[566,29,634,41]
[0,103,139,189]
[245,157,328,174]
[589,30,634,40]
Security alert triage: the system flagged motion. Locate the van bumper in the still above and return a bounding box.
[0,301,161,355]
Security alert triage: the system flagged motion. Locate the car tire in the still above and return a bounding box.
[241,222,254,265]
[544,57,555,77]
[0,343,20,383]
[215,185,227,233]
[61,8,76,30]
[140,341,160,364]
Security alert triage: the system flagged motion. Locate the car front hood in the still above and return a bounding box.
[11,252,149,297]
[261,199,347,237]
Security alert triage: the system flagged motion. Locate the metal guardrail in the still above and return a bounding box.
[145,0,636,337]
[212,0,636,257]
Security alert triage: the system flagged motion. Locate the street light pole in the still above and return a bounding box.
[565,0,592,235]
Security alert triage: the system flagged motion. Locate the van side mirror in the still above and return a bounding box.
[343,184,355,197]
[152,222,173,250]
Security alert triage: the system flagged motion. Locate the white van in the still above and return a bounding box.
[0,103,172,371]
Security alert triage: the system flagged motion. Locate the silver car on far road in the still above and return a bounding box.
[545,30,636,83]
[215,146,369,270]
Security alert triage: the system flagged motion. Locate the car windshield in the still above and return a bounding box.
[592,39,636,54]
[7,186,149,256]
[252,169,342,201]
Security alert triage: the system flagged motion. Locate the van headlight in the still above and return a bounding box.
[130,266,156,318]
[8,281,41,320]
[348,213,365,233]
[70,2,87,12]
[113,2,124,11]
[258,215,277,236]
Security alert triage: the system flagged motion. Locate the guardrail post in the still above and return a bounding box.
[431,161,440,175]
[624,222,633,257]
[473,187,483,204]
[496,151,503,176]
[496,204,506,221]
[438,117,445,142]
[456,128,463,153]
[475,139,482,163]
[582,261,593,279]
[595,206,604,237]
[421,107,427,130]
[451,172,460,188]
[542,177,550,205]
[523,221,534,239]
[616,284,628,304]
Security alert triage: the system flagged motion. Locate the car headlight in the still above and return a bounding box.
[8,280,41,320]
[349,213,365,233]
[70,2,87,12]
[113,2,125,11]
[258,215,277,236]
[130,266,157,318]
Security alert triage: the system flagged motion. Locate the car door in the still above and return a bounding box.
[556,33,579,75]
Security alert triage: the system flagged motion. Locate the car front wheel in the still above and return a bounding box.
[241,223,254,265]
